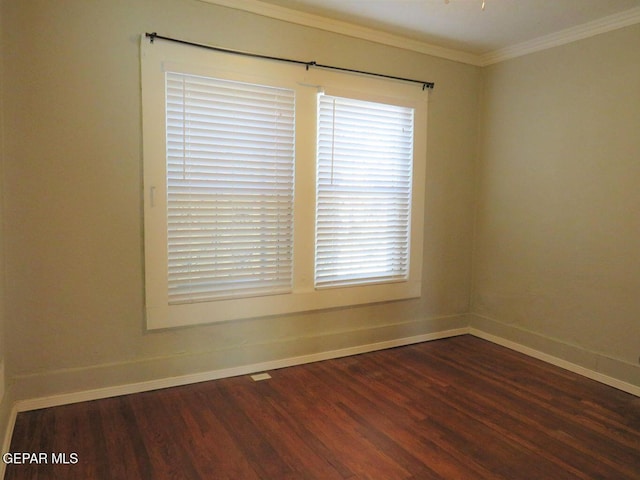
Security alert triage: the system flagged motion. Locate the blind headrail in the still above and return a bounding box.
[145,32,435,90]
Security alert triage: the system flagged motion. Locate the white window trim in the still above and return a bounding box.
[141,38,427,330]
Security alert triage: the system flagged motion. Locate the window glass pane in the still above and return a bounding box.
[166,72,295,304]
[315,95,414,288]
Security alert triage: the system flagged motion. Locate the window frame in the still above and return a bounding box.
[141,38,427,330]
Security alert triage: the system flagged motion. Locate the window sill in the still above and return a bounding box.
[146,280,421,330]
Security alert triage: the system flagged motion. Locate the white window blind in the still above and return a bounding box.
[166,72,295,304]
[315,94,414,288]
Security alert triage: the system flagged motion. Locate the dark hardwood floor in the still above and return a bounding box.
[6,335,640,479]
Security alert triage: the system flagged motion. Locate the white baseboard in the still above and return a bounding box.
[1,327,462,480]
[15,327,469,413]
[3,323,637,469]
[470,328,640,397]
[0,404,17,480]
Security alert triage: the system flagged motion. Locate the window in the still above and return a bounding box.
[165,73,295,304]
[316,95,413,288]
[141,39,427,329]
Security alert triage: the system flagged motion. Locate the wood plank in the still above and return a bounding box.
[5,335,640,479]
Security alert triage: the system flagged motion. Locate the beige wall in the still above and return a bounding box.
[473,24,640,380]
[5,0,636,404]
[2,0,478,399]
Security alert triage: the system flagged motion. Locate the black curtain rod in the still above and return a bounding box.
[145,32,435,90]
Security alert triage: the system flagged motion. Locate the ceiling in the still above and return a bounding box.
[204,0,640,65]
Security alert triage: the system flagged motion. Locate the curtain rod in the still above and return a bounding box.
[145,33,435,90]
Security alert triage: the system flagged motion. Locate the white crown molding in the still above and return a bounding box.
[201,0,640,67]
[198,0,483,66]
[480,6,640,66]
